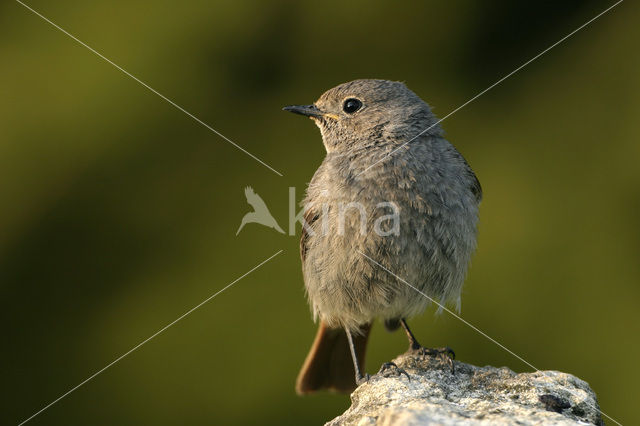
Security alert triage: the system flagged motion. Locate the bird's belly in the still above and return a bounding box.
[302,207,475,332]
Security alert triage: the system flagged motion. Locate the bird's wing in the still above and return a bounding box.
[245,186,270,211]
[467,168,482,203]
[300,208,319,265]
[448,147,482,203]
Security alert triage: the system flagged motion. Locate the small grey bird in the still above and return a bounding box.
[284,79,481,394]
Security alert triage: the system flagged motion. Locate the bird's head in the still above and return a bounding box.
[283,79,442,153]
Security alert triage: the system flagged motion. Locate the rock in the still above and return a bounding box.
[327,353,603,425]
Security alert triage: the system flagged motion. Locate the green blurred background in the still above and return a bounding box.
[2,1,639,424]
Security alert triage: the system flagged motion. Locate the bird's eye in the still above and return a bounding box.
[343,98,362,114]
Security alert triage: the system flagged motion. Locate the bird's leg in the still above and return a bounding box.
[344,328,370,385]
[400,318,423,351]
[400,319,455,373]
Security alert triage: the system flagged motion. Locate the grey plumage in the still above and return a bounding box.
[286,79,481,394]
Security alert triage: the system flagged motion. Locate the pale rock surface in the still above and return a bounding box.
[327,353,603,425]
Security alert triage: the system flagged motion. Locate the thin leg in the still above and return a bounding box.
[400,319,422,350]
[344,328,370,385]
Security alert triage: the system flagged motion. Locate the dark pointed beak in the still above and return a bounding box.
[282,104,323,118]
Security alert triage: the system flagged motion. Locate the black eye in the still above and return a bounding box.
[343,98,362,114]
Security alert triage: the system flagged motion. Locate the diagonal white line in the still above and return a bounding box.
[358,251,537,369]
[355,0,623,179]
[358,250,623,426]
[18,249,283,426]
[15,0,283,177]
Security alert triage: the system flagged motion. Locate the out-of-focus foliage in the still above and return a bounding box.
[1,1,638,424]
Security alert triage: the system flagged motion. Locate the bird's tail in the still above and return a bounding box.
[295,321,371,395]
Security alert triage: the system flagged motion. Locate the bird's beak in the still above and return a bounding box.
[282,104,324,118]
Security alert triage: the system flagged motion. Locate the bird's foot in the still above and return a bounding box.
[410,346,455,373]
[377,362,410,381]
[356,373,371,386]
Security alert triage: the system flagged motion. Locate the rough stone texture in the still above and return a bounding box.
[327,353,603,425]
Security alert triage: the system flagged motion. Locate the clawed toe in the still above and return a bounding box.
[419,346,455,360]
[399,320,455,373]
[378,362,410,381]
[411,346,456,373]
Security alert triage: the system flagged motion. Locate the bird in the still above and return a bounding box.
[236,186,285,235]
[283,79,481,394]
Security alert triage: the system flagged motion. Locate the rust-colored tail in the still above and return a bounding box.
[295,321,372,395]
